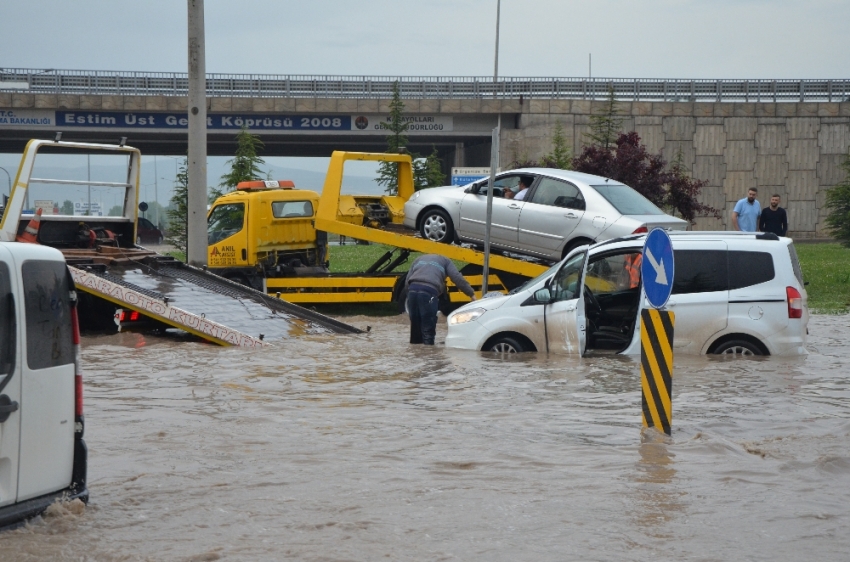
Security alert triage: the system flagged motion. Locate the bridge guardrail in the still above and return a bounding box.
[1,69,848,102]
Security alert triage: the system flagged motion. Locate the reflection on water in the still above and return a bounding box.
[1,315,849,561]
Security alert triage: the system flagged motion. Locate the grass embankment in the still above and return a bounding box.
[795,243,850,314]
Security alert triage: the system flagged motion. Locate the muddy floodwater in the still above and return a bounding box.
[2,314,850,561]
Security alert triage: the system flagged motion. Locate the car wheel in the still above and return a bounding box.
[487,336,526,353]
[713,339,763,356]
[420,209,454,244]
[563,237,594,258]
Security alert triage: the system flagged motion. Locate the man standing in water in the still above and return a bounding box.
[732,188,761,232]
[405,254,476,345]
[759,194,788,237]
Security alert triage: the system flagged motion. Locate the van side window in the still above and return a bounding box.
[550,251,587,302]
[0,262,14,378]
[728,251,775,289]
[672,250,727,294]
[22,261,73,370]
[272,200,313,218]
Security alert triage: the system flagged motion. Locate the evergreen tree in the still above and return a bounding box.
[413,146,446,190]
[825,152,850,246]
[584,87,624,150]
[376,82,411,195]
[540,121,573,169]
[165,158,189,258]
[219,126,266,192]
[60,200,74,215]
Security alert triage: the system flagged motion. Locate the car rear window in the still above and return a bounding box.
[590,184,665,215]
[22,260,74,369]
[728,251,775,289]
[787,243,804,285]
[0,262,14,377]
[672,250,728,294]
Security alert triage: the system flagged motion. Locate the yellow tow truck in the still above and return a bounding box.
[206,151,550,305]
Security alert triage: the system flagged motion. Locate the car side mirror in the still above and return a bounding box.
[533,288,552,304]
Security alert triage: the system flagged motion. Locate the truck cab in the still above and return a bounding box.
[207,181,326,288]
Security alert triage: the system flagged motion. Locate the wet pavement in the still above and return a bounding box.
[1,314,849,561]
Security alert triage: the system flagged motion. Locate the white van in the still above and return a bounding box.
[0,242,88,530]
[446,232,808,356]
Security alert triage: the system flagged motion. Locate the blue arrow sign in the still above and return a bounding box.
[641,228,675,309]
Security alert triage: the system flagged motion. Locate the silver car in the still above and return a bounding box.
[403,168,688,262]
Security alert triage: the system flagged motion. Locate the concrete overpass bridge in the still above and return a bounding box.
[1,69,849,236]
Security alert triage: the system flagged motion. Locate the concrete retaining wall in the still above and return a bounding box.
[509,100,850,237]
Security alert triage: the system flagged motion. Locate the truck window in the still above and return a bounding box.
[728,251,775,289]
[272,201,313,218]
[0,262,14,378]
[22,261,73,370]
[207,203,245,245]
[672,250,727,294]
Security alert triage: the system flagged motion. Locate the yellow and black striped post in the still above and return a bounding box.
[640,308,675,435]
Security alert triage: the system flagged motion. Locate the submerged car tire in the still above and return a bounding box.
[713,339,763,356]
[487,336,526,354]
[419,209,454,244]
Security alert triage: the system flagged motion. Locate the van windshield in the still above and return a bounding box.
[509,261,562,295]
[590,184,665,215]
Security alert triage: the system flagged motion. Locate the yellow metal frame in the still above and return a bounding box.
[315,151,549,280]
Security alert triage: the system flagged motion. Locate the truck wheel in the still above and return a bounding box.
[713,339,763,356]
[420,209,454,244]
[487,336,525,353]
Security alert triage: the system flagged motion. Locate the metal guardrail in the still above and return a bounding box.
[1,68,849,102]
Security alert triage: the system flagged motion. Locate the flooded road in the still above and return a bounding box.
[2,314,850,561]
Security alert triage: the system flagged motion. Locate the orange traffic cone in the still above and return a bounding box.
[16,208,43,244]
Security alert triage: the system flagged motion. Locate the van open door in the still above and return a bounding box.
[540,249,589,355]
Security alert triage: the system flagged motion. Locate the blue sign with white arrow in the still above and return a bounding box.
[641,228,675,309]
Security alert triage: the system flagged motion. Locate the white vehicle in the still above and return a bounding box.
[403,168,688,262]
[446,232,808,356]
[0,242,88,530]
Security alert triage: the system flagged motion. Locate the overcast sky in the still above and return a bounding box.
[2,0,848,78]
[2,0,847,206]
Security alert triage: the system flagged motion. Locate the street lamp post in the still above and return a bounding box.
[482,0,502,296]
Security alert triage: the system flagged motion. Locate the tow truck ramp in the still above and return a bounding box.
[67,251,360,346]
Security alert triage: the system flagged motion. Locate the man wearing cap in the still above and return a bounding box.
[405,254,476,345]
[732,188,761,232]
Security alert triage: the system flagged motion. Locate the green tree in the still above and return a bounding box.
[584,87,624,150]
[108,205,123,217]
[218,126,267,196]
[413,146,446,190]
[60,200,74,215]
[165,158,189,258]
[376,81,411,195]
[825,152,850,246]
[540,121,573,169]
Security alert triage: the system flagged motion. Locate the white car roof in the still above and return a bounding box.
[505,168,621,186]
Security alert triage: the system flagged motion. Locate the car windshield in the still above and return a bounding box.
[590,184,665,215]
[508,261,562,294]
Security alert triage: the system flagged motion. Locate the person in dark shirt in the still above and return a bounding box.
[759,194,788,237]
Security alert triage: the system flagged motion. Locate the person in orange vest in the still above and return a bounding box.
[623,252,642,289]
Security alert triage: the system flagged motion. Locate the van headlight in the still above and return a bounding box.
[449,307,486,325]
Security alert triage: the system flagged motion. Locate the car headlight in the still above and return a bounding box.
[410,191,421,201]
[449,307,486,325]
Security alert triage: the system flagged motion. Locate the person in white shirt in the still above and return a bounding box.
[513,177,531,201]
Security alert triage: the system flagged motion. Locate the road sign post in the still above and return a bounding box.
[640,228,676,436]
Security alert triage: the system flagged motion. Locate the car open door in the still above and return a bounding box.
[16,259,77,501]
[0,246,21,510]
[541,249,589,355]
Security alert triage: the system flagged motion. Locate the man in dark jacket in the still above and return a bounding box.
[405,254,476,345]
[759,194,788,237]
